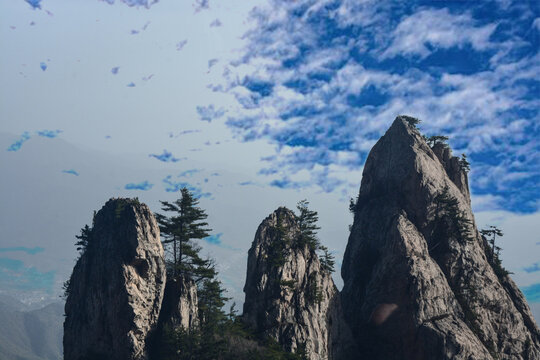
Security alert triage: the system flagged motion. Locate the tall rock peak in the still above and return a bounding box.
[342,116,539,359]
[64,198,166,360]
[243,207,349,360]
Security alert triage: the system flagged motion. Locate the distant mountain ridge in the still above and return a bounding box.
[0,294,63,360]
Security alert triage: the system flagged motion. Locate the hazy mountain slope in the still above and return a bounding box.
[0,296,63,360]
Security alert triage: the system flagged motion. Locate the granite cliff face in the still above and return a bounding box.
[64,199,166,360]
[341,117,540,359]
[243,207,350,360]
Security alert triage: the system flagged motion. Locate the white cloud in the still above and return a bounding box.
[381,8,497,59]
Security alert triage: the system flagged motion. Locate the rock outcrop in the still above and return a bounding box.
[243,207,349,360]
[341,116,540,359]
[64,198,166,360]
[159,276,199,331]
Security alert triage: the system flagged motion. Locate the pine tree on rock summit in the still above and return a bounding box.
[155,187,212,280]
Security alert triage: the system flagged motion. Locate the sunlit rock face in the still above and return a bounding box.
[341,117,540,360]
[64,198,166,360]
[243,207,352,360]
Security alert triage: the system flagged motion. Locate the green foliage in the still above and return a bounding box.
[156,188,212,278]
[399,115,421,128]
[267,213,289,267]
[426,135,449,148]
[75,224,93,253]
[432,186,473,245]
[61,278,71,299]
[481,226,511,279]
[295,200,334,273]
[306,274,323,305]
[318,245,335,273]
[295,200,320,251]
[279,280,296,289]
[160,300,309,360]
[459,153,470,173]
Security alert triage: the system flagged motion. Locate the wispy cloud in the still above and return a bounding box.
[102,0,158,8]
[25,0,42,9]
[524,263,540,274]
[178,169,201,177]
[206,0,539,213]
[0,247,45,255]
[149,149,183,162]
[162,175,211,198]
[193,0,209,13]
[7,132,31,152]
[210,19,222,27]
[238,181,257,186]
[37,129,62,138]
[196,105,226,122]
[380,8,496,59]
[208,58,219,69]
[176,39,188,51]
[62,169,79,176]
[125,181,153,191]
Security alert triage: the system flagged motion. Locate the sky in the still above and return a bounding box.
[0,0,538,319]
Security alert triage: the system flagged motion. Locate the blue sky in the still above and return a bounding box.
[0,0,538,315]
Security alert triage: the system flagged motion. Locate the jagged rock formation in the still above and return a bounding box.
[148,275,199,359]
[64,198,166,360]
[159,276,199,331]
[243,207,349,360]
[341,116,540,359]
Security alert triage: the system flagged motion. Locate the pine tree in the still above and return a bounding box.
[459,153,470,173]
[481,226,504,261]
[399,115,421,128]
[318,245,335,273]
[426,135,449,147]
[75,224,92,253]
[156,187,212,278]
[296,200,320,250]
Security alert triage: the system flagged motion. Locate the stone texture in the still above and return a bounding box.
[341,116,540,360]
[159,276,199,332]
[64,198,166,360]
[243,207,350,360]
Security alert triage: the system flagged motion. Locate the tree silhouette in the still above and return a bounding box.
[156,187,212,279]
[296,199,321,251]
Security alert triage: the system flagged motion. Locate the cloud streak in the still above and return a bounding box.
[149,149,183,163]
[125,181,153,191]
[62,169,79,176]
[162,176,211,198]
[37,129,62,138]
[7,132,31,152]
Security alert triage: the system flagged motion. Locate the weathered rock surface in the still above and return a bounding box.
[243,207,350,360]
[64,198,166,360]
[160,276,199,331]
[341,116,540,359]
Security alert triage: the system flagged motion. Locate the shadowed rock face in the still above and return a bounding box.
[64,198,166,360]
[341,117,540,360]
[243,207,351,360]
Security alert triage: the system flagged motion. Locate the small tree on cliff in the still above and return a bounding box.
[296,199,321,250]
[156,187,212,278]
[426,135,449,148]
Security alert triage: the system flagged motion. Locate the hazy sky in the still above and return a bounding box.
[1,0,538,318]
